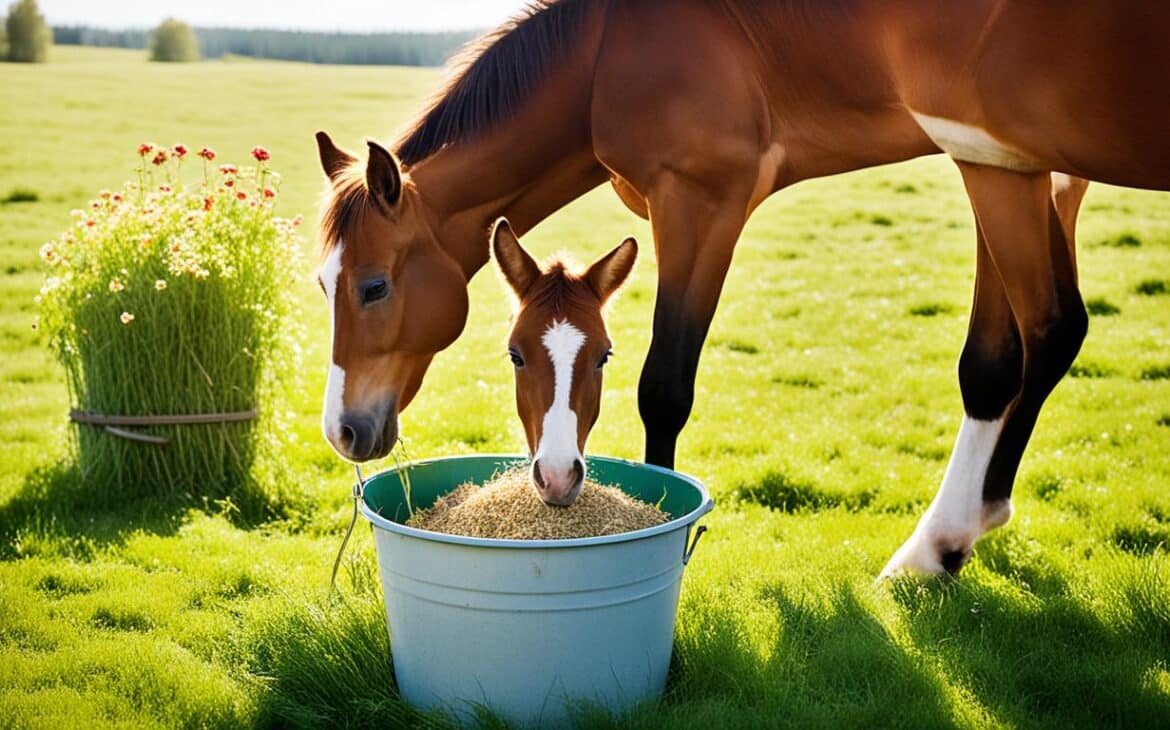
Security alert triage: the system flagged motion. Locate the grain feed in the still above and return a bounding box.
[406,468,668,539]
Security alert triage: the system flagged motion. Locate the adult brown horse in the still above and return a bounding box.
[316,0,1165,576]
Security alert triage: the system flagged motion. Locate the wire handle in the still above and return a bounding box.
[683,524,708,566]
[329,464,366,596]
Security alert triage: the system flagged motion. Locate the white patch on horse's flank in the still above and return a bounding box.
[536,319,586,472]
[1051,172,1074,195]
[880,415,1012,577]
[910,111,1042,172]
[321,243,346,444]
[749,142,786,211]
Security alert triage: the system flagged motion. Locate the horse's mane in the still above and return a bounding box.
[394,0,596,166]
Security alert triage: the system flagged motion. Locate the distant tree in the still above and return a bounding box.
[5,0,51,63]
[149,18,199,62]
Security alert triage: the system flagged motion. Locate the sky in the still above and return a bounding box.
[37,0,534,33]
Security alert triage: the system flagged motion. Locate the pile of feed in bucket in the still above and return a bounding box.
[406,468,668,539]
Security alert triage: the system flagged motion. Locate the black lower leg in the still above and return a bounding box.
[639,294,709,469]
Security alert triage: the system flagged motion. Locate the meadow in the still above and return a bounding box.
[1,46,1168,728]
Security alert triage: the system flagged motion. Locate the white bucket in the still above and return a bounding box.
[359,455,713,727]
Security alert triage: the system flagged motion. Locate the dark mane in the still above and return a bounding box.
[318,166,370,257]
[394,0,596,166]
[526,261,597,316]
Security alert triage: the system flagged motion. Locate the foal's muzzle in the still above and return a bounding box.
[532,457,585,506]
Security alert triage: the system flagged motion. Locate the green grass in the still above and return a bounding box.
[2,46,1169,728]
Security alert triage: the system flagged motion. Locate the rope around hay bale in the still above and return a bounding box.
[69,408,258,446]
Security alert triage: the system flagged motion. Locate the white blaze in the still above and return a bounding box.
[880,415,1013,577]
[536,319,586,473]
[321,243,346,444]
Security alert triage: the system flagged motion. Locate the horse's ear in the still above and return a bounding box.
[315,131,356,182]
[491,218,540,300]
[366,140,402,210]
[585,236,637,304]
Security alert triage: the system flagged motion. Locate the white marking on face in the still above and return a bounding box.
[321,243,346,444]
[880,415,1013,577]
[910,111,1042,172]
[535,319,586,474]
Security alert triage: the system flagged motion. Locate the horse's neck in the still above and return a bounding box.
[410,137,605,278]
[404,18,609,279]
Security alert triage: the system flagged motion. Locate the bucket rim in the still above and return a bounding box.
[358,454,714,549]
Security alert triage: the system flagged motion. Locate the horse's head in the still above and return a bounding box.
[491,219,636,506]
[315,131,469,462]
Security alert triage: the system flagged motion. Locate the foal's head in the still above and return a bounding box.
[491,219,637,506]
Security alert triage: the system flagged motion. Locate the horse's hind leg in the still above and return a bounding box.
[882,167,1087,577]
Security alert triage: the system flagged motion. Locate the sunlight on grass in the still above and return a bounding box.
[0,46,1168,727]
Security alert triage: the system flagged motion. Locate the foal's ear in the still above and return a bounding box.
[315,131,356,182]
[491,218,540,299]
[365,140,402,211]
[585,237,637,304]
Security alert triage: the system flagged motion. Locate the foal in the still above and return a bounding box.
[490,218,636,506]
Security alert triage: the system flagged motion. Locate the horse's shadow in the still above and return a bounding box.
[888,549,1170,728]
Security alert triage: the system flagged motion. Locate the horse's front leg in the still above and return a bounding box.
[882,168,1087,577]
[638,175,750,468]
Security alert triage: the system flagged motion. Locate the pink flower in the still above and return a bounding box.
[236,191,247,201]
[197,147,216,161]
[251,146,270,162]
[224,179,234,188]
[152,150,169,166]
[262,188,275,199]
[84,219,96,227]
[219,164,238,175]
[203,196,214,211]
[159,185,171,193]
[172,144,188,159]
[138,143,154,157]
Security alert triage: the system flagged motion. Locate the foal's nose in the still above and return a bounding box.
[337,412,380,461]
[532,457,585,506]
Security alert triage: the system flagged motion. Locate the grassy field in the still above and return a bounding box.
[1,46,1169,728]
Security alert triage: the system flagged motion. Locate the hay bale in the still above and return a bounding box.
[406,468,668,539]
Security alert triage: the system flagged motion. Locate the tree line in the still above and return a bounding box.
[52,24,477,66]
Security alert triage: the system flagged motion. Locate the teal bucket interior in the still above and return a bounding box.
[362,454,710,545]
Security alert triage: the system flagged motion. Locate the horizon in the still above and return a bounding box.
[36,0,533,34]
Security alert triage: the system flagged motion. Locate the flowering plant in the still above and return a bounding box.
[37,144,304,509]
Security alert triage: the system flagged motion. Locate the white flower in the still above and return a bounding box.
[119,312,135,325]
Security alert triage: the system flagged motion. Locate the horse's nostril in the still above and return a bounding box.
[340,423,357,449]
[572,458,584,483]
[532,461,548,491]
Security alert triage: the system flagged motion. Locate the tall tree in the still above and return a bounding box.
[149,18,199,62]
[6,0,51,63]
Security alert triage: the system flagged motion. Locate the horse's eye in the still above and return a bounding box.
[598,349,612,368]
[360,278,389,305]
[509,348,525,368]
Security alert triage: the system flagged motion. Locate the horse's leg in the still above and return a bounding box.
[639,178,748,468]
[882,166,1087,576]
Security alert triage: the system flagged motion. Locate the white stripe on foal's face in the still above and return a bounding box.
[535,319,586,473]
[880,415,1013,577]
[320,243,346,444]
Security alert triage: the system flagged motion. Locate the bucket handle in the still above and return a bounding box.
[330,464,367,595]
[683,524,708,566]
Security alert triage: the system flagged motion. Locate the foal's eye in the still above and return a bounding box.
[360,278,389,305]
[508,348,525,368]
[598,349,612,368]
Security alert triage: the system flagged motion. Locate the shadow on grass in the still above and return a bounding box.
[0,459,305,560]
[891,567,1170,728]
